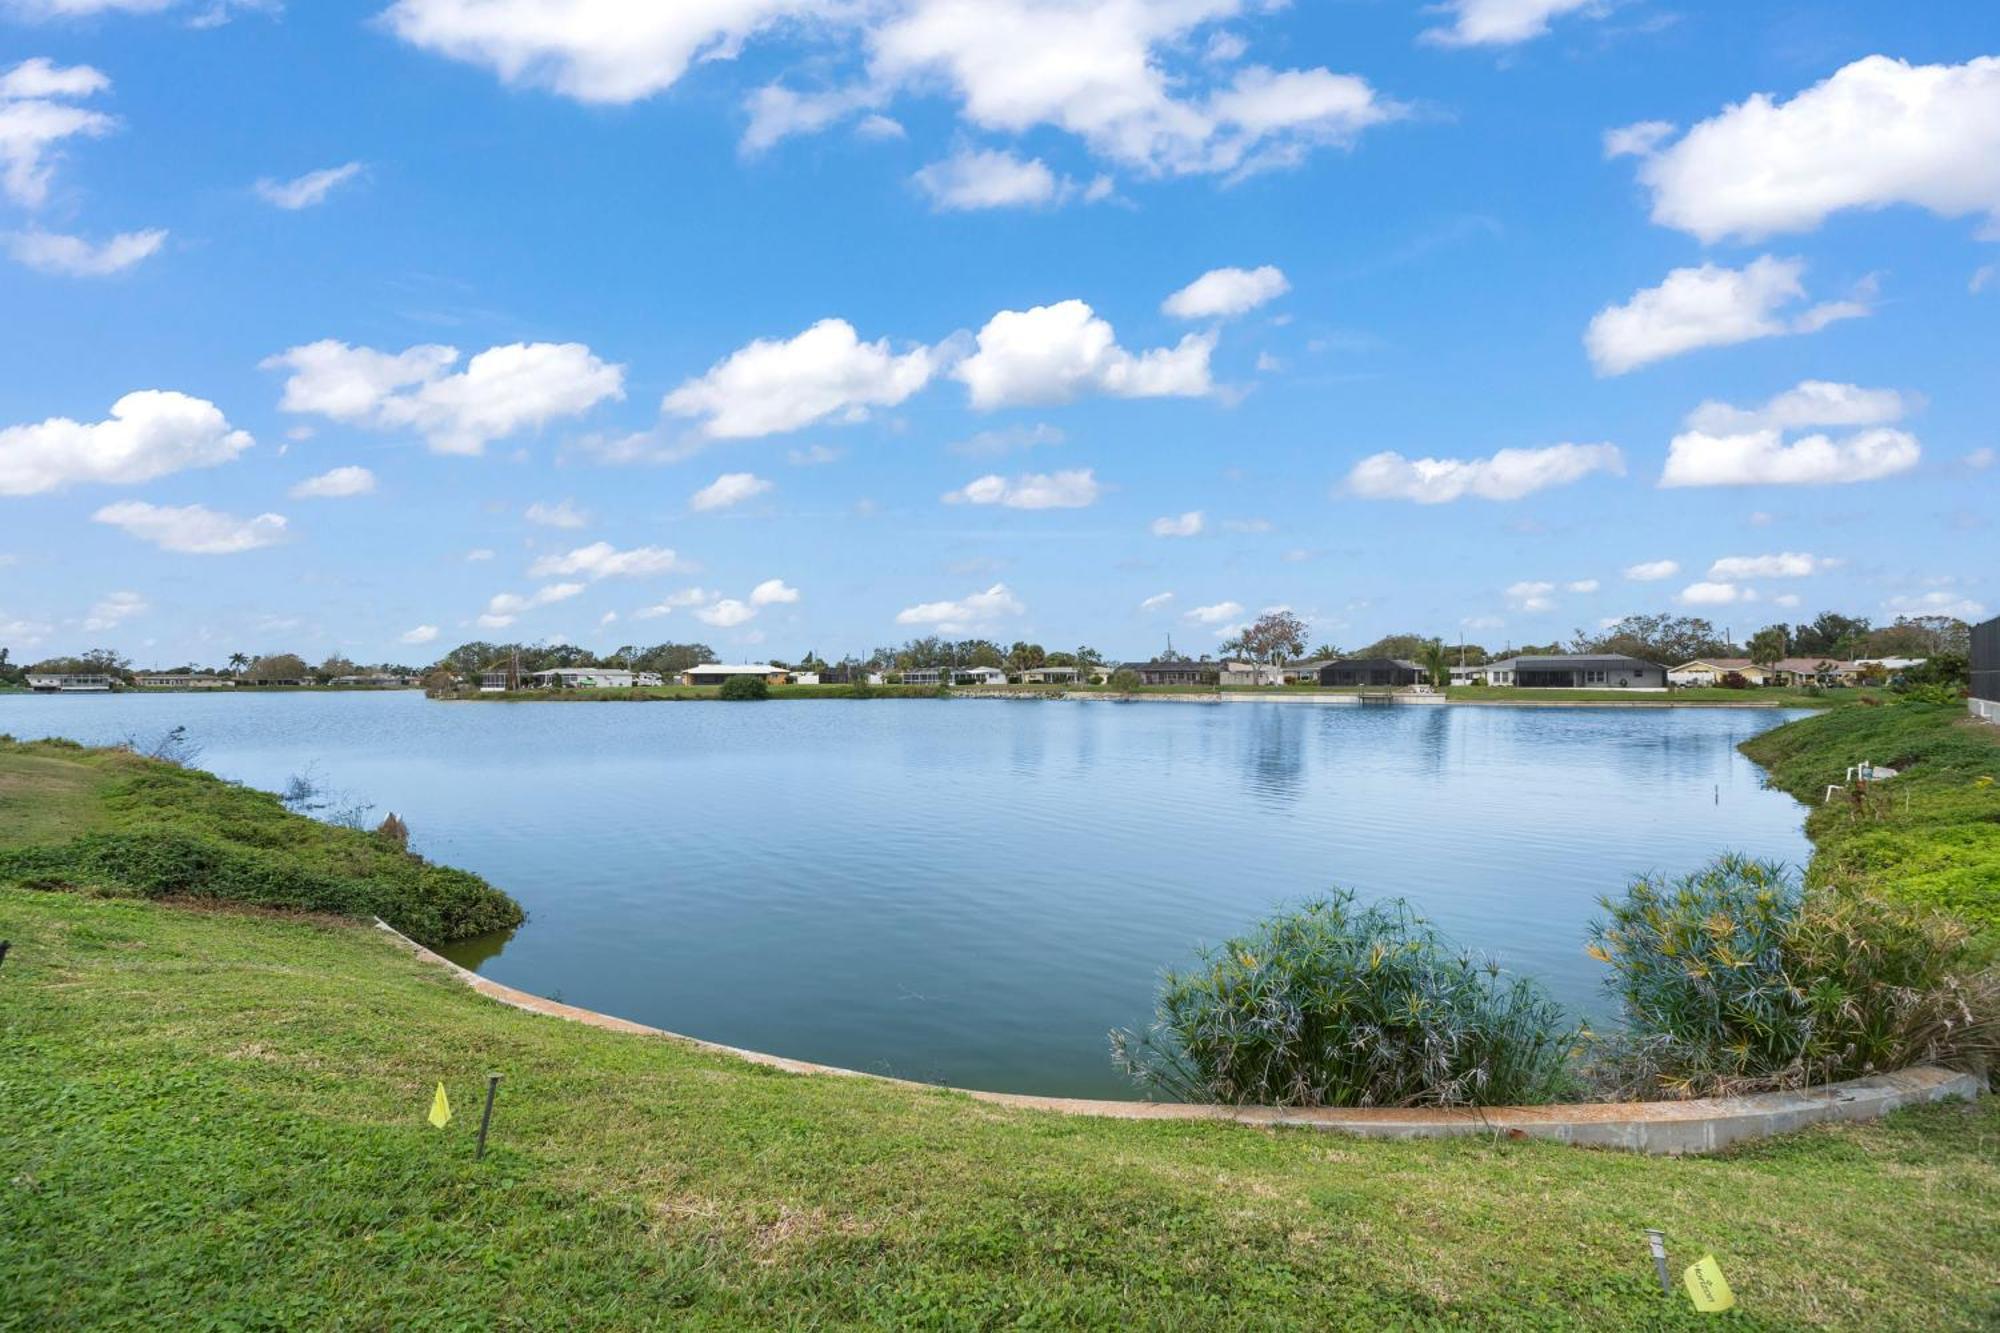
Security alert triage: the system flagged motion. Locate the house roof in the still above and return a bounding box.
[1770,657,1858,674]
[1124,660,1213,671]
[1325,657,1424,671]
[685,663,780,675]
[1490,654,1666,670]
[1673,658,1756,670]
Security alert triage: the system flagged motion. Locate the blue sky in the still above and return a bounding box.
[0,0,1994,665]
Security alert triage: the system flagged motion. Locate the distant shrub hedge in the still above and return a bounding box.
[718,675,769,700]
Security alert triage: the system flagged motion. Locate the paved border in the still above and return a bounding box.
[376,920,1980,1155]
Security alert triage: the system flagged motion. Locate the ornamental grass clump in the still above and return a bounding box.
[1586,855,1998,1098]
[1111,892,1576,1108]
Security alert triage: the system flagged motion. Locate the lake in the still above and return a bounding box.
[0,692,1812,1098]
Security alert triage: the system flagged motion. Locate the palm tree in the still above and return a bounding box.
[227,652,250,675]
[1419,639,1451,690]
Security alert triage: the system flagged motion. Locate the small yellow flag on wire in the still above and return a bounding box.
[428,1082,453,1129]
[1683,1254,1735,1313]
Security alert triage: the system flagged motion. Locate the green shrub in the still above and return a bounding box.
[1112,892,1576,1107]
[1586,855,1997,1097]
[718,674,769,700]
[1108,668,1141,692]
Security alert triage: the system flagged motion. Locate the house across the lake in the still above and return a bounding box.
[528,668,663,689]
[23,673,115,693]
[1318,658,1427,688]
[1123,660,1218,686]
[134,673,235,689]
[1219,660,1284,686]
[1668,658,1773,687]
[680,664,788,687]
[1464,654,1668,689]
[1019,666,1081,685]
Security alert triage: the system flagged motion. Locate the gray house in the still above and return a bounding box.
[1123,660,1217,686]
[1319,658,1426,687]
[1479,654,1667,689]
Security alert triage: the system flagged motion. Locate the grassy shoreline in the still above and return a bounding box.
[446,683,1872,708]
[3,713,1997,1327]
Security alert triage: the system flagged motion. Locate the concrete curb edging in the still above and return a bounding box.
[376,920,1981,1156]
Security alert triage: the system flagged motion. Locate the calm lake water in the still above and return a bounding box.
[0,692,1811,1098]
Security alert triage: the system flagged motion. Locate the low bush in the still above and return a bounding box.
[1586,855,1997,1097]
[1112,892,1576,1107]
[718,674,769,701]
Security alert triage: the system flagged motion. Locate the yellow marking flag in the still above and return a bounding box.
[1683,1254,1735,1313]
[428,1082,453,1129]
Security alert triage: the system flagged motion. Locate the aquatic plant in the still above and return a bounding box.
[1112,892,1576,1108]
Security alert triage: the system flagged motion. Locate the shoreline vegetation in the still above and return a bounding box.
[3,705,1996,1326]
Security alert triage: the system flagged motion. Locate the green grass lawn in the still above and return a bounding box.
[3,725,1997,1328]
[1740,702,2000,936]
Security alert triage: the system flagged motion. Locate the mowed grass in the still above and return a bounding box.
[2,889,1998,1331]
[1741,703,2000,936]
[0,741,119,844]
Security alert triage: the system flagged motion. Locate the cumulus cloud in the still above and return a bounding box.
[1884,589,1986,621]
[1566,579,1600,594]
[264,339,625,455]
[1707,552,1829,580]
[1506,581,1557,613]
[288,465,375,499]
[4,227,165,275]
[664,319,938,439]
[895,581,1024,633]
[1420,0,1603,48]
[1623,559,1680,581]
[634,587,712,619]
[956,300,1213,408]
[1662,380,1921,487]
[695,598,757,628]
[401,624,440,645]
[80,590,146,631]
[1162,264,1289,320]
[1621,55,2000,242]
[749,578,799,606]
[949,422,1065,457]
[913,147,1068,210]
[92,500,287,554]
[0,57,115,207]
[1678,580,1756,606]
[255,161,363,209]
[1150,510,1205,538]
[0,390,252,496]
[1185,599,1243,624]
[943,468,1100,509]
[528,542,685,580]
[477,581,584,629]
[1140,591,1175,611]
[524,499,588,528]
[689,471,774,511]
[1345,442,1624,503]
[1585,257,1868,375]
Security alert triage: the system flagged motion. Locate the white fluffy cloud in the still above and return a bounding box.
[913,147,1067,211]
[401,624,440,645]
[1677,581,1756,606]
[1623,559,1680,582]
[895,581,1024,632]
[664,319,937,439]
[1884,590,1987,621]
[1566,579,1600,594]
[695,598,757,628]
[1185,599,1243,624]
[288,465,376,499]
[1662,380,1920,487]
[943,468,1100,509]
[478,581,584,628]
[956,300,1213,409]
[1621,55,2000,242]
[1162,264,1289,320]
[1346,442,1624,503]
[1584,257,1867,375]
[0,58,115,207]
[80,590,147,631]
[1506,581,1557,613]
[0,390,252,496]
[1707,552,1828,580]
[255,162,363,209]
[264,339,625,455]
[4,227,165,275]
[524,499,589,528]
[528,542,685,580]
[689,471,775,511]
[1140,591,1175,611]
[749,578,799,606]
[1420,0,1601,48]
[634,587,712,619]
[92,501,287,554]
[1150,510,1205,538]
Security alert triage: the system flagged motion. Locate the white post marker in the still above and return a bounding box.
[1645,1229,1672,1297]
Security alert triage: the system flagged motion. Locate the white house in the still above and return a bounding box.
[24,673,115,693]
[1019,666,1081,685]
[1668,658,1773,687]
[1219,660,1285,686]
[526,668,662,689]
[135,674,235,689]
[681,663,787,686]
[954,666,1008,687]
